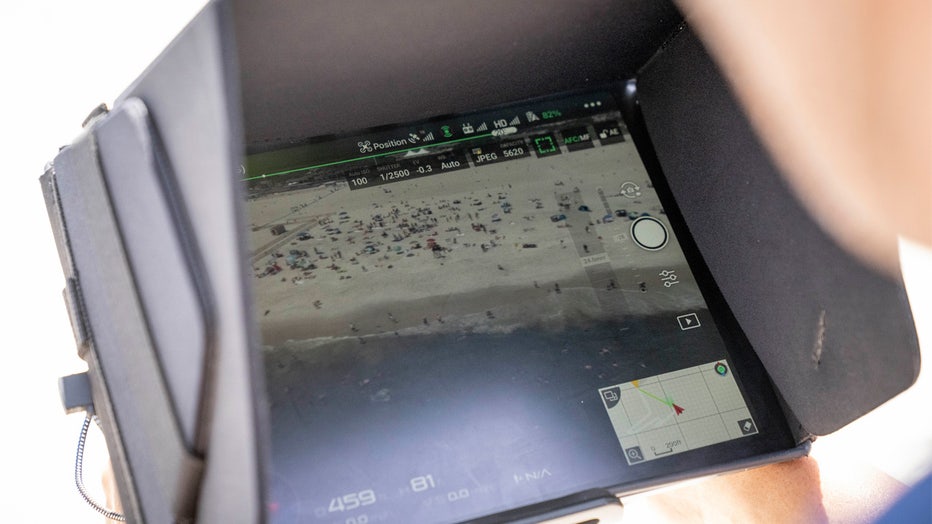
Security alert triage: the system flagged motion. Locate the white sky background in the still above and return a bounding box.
[0,2,928,523]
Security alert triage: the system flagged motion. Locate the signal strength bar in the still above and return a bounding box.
[422,131,435,142]
[476,122,488,132]
[509,116,520,126]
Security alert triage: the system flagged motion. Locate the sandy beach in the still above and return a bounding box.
[248,138,705,347]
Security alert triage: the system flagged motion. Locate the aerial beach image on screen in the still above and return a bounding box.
[247,109,735,522]
[245,114,705,352]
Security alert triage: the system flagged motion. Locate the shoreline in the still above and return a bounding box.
[261,283,600,347]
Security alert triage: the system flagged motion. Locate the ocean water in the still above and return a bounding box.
[262,313,727,523]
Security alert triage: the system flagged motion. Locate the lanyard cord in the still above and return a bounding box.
[75,413,126,522]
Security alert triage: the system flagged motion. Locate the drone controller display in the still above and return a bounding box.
[245,90,793,523]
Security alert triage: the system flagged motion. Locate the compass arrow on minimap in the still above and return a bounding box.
[633,380,685,415]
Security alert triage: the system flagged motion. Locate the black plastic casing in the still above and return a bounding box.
[40,1,919,522]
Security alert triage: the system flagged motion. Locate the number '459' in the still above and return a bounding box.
[329,490,377,512]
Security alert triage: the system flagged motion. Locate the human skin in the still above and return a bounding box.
[675,0,932,277]
[623,456,907,523]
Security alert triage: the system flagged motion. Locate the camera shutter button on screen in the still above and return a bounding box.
[631,216,669,251]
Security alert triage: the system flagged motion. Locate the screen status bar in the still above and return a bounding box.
[243,92,628,191]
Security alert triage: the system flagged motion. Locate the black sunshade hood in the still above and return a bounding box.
[43,1,919,521]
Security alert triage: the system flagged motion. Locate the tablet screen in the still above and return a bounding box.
[245,89,793,523]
